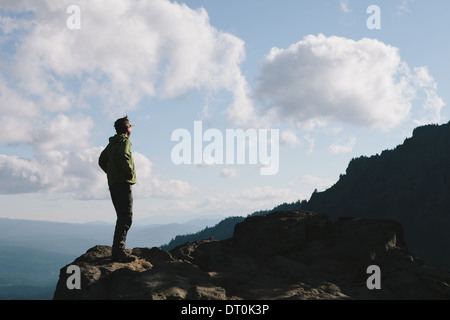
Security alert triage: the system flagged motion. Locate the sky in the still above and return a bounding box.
[0,0,448,225]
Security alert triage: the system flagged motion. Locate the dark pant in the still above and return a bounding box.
[109,183,133,253]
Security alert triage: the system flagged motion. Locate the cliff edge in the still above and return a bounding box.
[53,211,450,300]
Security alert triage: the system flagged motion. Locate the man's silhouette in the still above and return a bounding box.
[99,116,136,262]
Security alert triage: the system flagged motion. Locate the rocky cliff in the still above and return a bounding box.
[304,122,450,270]
[53,211,450,300]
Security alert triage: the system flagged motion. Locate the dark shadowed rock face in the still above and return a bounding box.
[303,122,450,270]
[53,211,450,300]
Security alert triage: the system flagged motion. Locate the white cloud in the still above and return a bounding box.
[33,114,93,152]
[0,113,112,199]
[328,137,356,155]
[303,135,315,155]
[220,168,237,178]
[0,147,106,198]
[410,66,445,125]
[289,174,334,192]
[231,186,298,202]
[340,0,351,13]
[133,152,196,199]
[0,77,40,144]
[0,147,196,200]
[280,130,301,147]
[255,34,444,131]
[195,185,300,213]
[0,0,241,199]
[3,0,249,119]
[0,15,34,35]
[397,0,412,15]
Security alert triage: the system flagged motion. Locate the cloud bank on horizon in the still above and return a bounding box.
[0,0,446,210]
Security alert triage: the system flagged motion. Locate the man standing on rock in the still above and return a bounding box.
[99,116,137,262]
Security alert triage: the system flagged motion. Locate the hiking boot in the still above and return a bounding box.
[111,249,136,263]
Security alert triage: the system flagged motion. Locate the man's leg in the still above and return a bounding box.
[109,183,134,261]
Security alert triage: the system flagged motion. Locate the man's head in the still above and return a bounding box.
[114,116,134,137]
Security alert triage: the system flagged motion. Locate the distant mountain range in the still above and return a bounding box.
[0,217,219,299]
[161,204,303,251]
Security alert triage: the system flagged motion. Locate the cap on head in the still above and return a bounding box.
[114,116,134,134]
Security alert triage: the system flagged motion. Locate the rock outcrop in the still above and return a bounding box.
[53,211,450,300]
[304,122,450,270]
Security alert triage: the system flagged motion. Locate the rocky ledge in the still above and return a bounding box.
[53,211,450,300]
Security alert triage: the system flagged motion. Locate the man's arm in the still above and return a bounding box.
[118,140,134,180]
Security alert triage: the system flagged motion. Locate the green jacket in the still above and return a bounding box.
[99,134,136,186]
